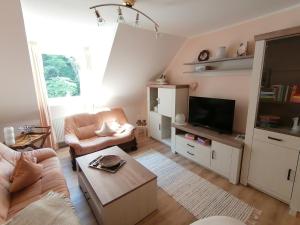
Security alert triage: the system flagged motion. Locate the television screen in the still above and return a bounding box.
[188,96,235,133]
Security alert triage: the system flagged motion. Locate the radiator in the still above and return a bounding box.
[52,117,65,144]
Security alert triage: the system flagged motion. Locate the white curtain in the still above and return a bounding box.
[28,42,58,149]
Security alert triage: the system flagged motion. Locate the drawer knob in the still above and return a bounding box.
[267,136,282,142]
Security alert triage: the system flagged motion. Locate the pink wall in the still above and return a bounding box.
[166,5,300,133]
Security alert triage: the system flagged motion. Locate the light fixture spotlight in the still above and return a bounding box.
[117,6,125,23]
[135,12,140,26]
[94,9,104,25]
[90,0,159,37]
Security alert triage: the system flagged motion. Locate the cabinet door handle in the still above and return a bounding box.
[159,124,161,130]
[187,144,195,148]
[187,151,194,156]
[268,136,282,142]
[212,150,216,159]
[287,169,292,181]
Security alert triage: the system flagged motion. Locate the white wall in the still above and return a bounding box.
[0,0,39,141]
[101,24,185,124]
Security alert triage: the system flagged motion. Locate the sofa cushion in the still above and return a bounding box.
[0,156,14,223]
[8,180,42,218]
[10,155,43,193]
[0,143,20,166]
[10,154,37,182]
[0,178,10,224]
[95,122,115,137]
[40,157,69,197]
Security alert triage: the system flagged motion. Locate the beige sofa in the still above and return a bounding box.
[64,108,137,169]
[0,143,69,224]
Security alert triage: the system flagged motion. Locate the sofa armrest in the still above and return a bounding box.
[65,134,80,147]
[25,148,57,163]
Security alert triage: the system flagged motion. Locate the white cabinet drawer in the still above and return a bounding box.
[175,135,211,168]
[253,128,300,150]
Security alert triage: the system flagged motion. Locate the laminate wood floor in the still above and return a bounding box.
[57,136,300,225]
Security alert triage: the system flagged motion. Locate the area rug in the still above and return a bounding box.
[135,150,261,225]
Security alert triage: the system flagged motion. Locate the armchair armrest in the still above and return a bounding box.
[24,148,57,163]
[65,134,80,147]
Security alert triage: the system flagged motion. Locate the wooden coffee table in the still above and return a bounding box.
[76,146,157,225]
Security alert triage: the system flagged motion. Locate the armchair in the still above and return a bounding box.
[64,108,137,170]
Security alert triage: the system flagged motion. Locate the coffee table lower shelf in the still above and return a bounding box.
[78,171,157,225]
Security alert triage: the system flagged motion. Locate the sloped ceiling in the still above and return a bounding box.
[100,23,185,122]
[21,0,300,37]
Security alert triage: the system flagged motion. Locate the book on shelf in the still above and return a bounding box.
[290,84,300,103]
[260,84,300,103]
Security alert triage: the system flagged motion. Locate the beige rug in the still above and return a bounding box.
[135,150,261,225]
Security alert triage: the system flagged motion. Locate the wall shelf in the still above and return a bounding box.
[184,55,254,65]
[183,55,254,73]
[183,69,252,74]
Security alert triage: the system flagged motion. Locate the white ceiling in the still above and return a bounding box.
[21,0,300,37]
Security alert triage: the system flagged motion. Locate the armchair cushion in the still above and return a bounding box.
[95,122,115,137]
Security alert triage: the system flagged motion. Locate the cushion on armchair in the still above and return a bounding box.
[95,122,116,137]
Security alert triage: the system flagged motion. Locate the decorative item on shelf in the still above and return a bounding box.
[18,125,34,134]
[258,115,280,128]
[196,137,211,146]
[198,50,210,61]
[90,0,159,38]
[154,74,168,85]
[189,82,198,91]
[4,127,15,146]
[195,65,213,72]
[236,42,248,57]
[215,46,226,59]
[235,134,245,141]
[291,117,300,133]
[174,113,186,125]
[184,133,195,140]
[153,105,158,112]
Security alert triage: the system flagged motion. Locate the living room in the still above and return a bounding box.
[1,0,300,225]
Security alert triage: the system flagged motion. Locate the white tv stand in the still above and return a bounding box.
[172,123,244,184]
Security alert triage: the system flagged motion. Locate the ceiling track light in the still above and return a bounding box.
[90,1,159,36]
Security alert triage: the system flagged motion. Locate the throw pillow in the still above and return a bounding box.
[10,154,37,182]
[95,122,115,137]
[10,154,42,193]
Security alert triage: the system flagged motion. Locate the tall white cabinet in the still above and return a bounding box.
[241,26,300,212]
[147,84,189,147]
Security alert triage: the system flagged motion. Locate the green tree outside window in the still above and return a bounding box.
[42,54,81,98]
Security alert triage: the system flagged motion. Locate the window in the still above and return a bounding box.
[42,54,81,98]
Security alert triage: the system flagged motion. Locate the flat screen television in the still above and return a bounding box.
[188,96,235,134]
